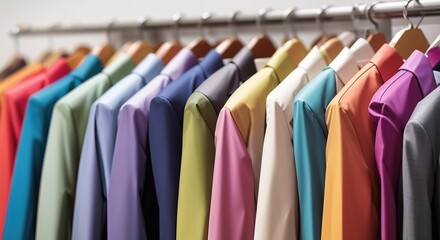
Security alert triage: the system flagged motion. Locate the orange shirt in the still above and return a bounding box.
[322,44,403,240]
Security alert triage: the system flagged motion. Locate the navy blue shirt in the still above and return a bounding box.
[148,49,223,240]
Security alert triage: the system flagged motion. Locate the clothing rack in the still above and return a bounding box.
[9,0,440,37]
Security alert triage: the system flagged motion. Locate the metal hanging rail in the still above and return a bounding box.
[9,0,440,36]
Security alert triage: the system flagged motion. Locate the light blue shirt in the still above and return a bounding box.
[4,54,103,240]
[72,54,163,240]
[293,67,336,240]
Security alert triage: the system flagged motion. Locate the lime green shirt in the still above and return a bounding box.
[36,53,135,240]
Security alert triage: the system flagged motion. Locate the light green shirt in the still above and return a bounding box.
[36,53,135,240]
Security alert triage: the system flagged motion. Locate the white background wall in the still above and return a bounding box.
[0,0,439,66]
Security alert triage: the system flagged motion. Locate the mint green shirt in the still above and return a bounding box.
[36,53,135,240]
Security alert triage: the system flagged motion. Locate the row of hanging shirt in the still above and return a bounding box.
[0,11,438,240]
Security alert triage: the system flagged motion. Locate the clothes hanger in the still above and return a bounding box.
[41,31,68,68]
[247,8,277,58]
[365,1,387,52]
[428,35,440,51]
[389,0,429,59]
[313,6,344,61]
[1,29,27,76]
[187,12,213,58]
[280,7,308,61]
[310,5,337,47]
[153,13,182,64]
[126,40,152,65]
[91,44,115,65]
[66,45,90,69]
[215,11,244,58]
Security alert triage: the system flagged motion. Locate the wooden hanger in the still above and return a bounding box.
[389,0,429,59]
[320,38,344,62]
[66,45,90,69]
[247,8,277,58]
[311,34,337,47]
[91,43,115,65]
[126,40,152,65]
[156,41,182,65]
[365,2,388,52]
[428,34,440,52]
[187,12,214,58]
[337,31,357,47]
[215,11,244,58]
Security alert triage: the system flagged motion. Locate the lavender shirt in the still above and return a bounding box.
[107,48,197,240]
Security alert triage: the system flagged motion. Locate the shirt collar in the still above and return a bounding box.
[331,38,375,89]
[132,53,164,84]
[161,48,198,80]
[71,54,103,83]
[298,46,327,81]
[266,48,295,82]
[231,48,256,81]
[102,53,135,84]
[427,47,440,68]
[370,44,404,83]
[199,49,224,78]
[45,58,71,85]
[400,50,437,97]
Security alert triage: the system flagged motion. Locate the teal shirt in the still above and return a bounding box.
[36,53,134,240]
[293,67,336,240]
[4,54,103,240]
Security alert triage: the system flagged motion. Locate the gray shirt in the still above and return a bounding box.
[402,84,440,240]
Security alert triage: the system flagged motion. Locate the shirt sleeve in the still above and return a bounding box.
[208,109,254,240]
[293,99,326,240]
[254,97,298,240]
[369,101,401,240]
[402,120,435,239]
[72,103,106,240]
[177,95,216,240]
[36,101,78,240]
[107,104,150,240]
[4,97,46,240]
[148,96,182,240]
[322,103,379,239]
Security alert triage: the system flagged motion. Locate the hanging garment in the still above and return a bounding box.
[149,49,224,240]
[401,76,440,240]
[369,48,440,240]
[0,63,45,119]
[0,58,27,80]
[3,54,103,240]
[108,48,197,240]
[208,46,308,240]
[322,44,403,240]
[72,53,164,240]
[293,38,374,240]
[36,53,134,240]
[0,60,66,237]
[177,48,256,240]
[255,45,330,240]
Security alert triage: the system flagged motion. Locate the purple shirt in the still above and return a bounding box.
[107,48,197,240]
[369,48,440,240]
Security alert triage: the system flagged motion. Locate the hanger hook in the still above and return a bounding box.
[48,24,60,51]
[11,26,21,55]
[172,13,182,42]
[283,7,298,40]
[351,3,360,36]
[256,8,272,36]
[228,11,240,38]
[404,0,424,29]
[316,5,331,35]
[137,16,149,40]
[198,12,211,39]
[106,19,116,46]
[366,1,381,33]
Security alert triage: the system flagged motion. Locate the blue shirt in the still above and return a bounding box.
[148,49,223,240]
[72,54,163,240]
[4,54,103,240]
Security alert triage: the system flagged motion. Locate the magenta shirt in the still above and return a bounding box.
[369,48,440,240]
